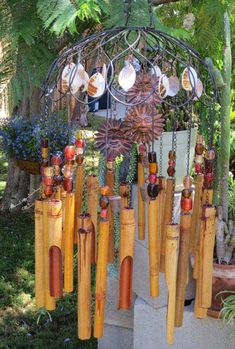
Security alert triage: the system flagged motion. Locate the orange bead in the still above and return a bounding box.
[100,186,109,196]
[168,150,175,161]
[149,162,157,174]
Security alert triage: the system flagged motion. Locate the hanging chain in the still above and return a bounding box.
[186,104,193,176]
[171,107,178,223]
[147,0,154,27]
[124,0,132,26]
[159,134,163,176]
[151,103,155,152]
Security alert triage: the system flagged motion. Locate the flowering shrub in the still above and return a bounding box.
[0,114,74,161]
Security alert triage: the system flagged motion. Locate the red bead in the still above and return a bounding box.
[195,163,202,174]
[43,176,54,186]
[181,197,193,211]
[149,173,157,184]
[167,166,175,177]
[168,160,175,167]
[100,208,108,219]
[54,175,63,185]
[75,139,85,148]
[139,144,146,154]
[51,154,62,166]
[182,189,192,199]
[64,145,75,160]
[63,177,73,193]
[44,185,53,197]
[205,172,214,182]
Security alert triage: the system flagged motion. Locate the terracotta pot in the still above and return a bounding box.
[207,263,235,318]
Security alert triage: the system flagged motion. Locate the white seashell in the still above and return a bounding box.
[193,79,203,100]
[61,63,76,82]
[87,72,105,98]
[102,63,107,80]
[71,69,89,94]
[168,76,180,97]
[151,65,162,78]
[181,67,198,91]
[118,63,136,92]
[158,74,169,99]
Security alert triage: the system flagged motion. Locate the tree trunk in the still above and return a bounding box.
[219,12,232,222]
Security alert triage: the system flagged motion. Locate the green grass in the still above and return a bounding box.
[0,212,97,348]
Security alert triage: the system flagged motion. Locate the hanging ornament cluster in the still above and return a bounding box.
[39,18,218,346]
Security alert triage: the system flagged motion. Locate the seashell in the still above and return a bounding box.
[71,69,89,94]
[118,63,136,92]
[102,63,107,80]
[87,72,105,98]
[181,66,197,91]
[168,76,180,97]
[61,62,76,82]
[151,65,162,78]
[158,74,169,99]
[193,79,203,100]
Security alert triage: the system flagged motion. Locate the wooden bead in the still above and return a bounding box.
[62,164,74,178]
[181,197,192,211]
[149,174,157,184]
[100,208,108,219]
[75,139,85,148]
[51,153,62,166]
[195,155,203,164]
[41,147,49,159]
[138,153,143,163]
[167,166,175,177]
[64,145,75,160]
[196,135,204,144]
[76,155,84,165]
[63,178,73,193]
[106,161,114,170]
[205,149,215,160]
[99,196,109,209]
[41,139,49,148]
[100,186,109,196]
[43,176,54,186]
[139,144,146,154]
[182,189,192,199]
[195,163,203,174]
[148,151,157,163]
[183,176,192,189]
[44,185,53,197]
[54,165,60,176]
[168,150,175,161]
[168,161,175,167]
[147,183,158,199]
[204,172,214,183]
[149,162,157,174]
[44,167,54,177]
[195,144,204,155]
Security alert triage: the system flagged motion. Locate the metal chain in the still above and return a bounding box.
[159,134,163,176]
[171,107,178,223]
[151,103,155,152]
[186,103,193,176]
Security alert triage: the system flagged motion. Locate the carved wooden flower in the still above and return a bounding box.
[123,104,164,144]
[96,119,132,158]
[127,73,160,105]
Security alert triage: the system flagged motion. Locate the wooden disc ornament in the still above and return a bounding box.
[123,104,164,144]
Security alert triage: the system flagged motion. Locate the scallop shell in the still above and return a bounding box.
[181,67,197,91]
[61,62,76,82]
[158,74,169,99]
[168,76,180,97]
[71,69,89,94]
[118,63,136,92]
[87,72,105,98]
[193,79,203,100]
[151,65,162,78]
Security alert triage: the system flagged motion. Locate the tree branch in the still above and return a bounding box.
[152,0,181,5]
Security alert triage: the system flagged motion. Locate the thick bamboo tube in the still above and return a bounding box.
[165,224,179,345]
[87,174,98,263]
[77,214,92,340]
[61,190,66,257]
[106,170,115,263]
[74,164,84,243]
[64,193,75,293]
[54,185,62,200]
[158,176,166,243]
[138,161,145,240]
[148,197,160,297]
[94,220,109,338]
[119,182,130,208]
[200,206,216,308]
[160,178,175,272]
[202,189,213,206]
[175,213,191,327]
[190,174,204,254]
[42,200,56,310]
[118,208,135,309]
[35,200,45,308]
[48,200,63,298]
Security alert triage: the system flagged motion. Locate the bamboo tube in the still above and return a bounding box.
[77,214,92,340]
[160,178,175,272]
[48,200,63,298]
[202,189,213,206]
[158,176,166,243]
[118,208,135,309]
[190,174,204,254]
[61,190,66,257]
[175,213,191,327]
[74,164,84,243]
[64,192,75,293]
[54,185,62,200]
[119,182,130,208]
[148,197,160,297]
[138,160,145,240]
[94,220,110,338]
[200,206,216,308]
[165,224,179,345]
[42,200,56,310]
[106,170,115,263]
[87,174,99,263]
[35,200,45,308]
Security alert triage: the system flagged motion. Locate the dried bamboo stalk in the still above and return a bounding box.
[175,213,191,327]
[77,214,92,340]
[48,199,63,298]
[74,164,84,243]
[165,224,179,345]
[87,174,99,263]
[61,189,66,257]
[138,161,145,240]
[148,197,160,297]
[35,200,45,308]
[106,170,115,263]
[190,174,204,254]
[160,178,174,273]
[158,176,166,248]
[118,208,135,309]
[202,189,213,206]
[64,193,75,293]
[94,220,109,338]
[43,200,56,310]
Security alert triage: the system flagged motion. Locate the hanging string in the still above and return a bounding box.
[171,106,178,224]
[186,103,193,176]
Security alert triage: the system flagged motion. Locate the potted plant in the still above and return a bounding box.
[220,291,235,331]
[0,114,74,174]
[208,175,235,318]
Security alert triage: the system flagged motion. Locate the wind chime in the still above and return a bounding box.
[35,0,218,345]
